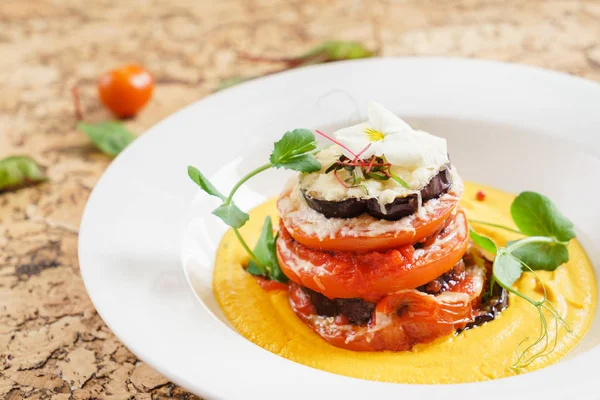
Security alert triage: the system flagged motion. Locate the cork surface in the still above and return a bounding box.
[2,0,600,398]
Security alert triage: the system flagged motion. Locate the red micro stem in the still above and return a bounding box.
[337,159,391,167]
[71,86,83,121]
[315,129,362,161]
[366,156,376,174]
[353,143,372,162]
[333,169,352,188]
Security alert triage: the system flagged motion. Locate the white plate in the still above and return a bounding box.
[79,57,600,400]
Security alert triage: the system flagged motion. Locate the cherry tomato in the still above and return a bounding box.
[277,210,470,302]
[278,186,460,253]
[288,259,485,351]
[98,64,154,118]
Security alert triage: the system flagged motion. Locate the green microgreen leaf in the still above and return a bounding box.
[270,129,321,172]
[275,154,321,172]
[271,129,317,161]
[246,217,274,277]
[511,191,575,242]
[0,156,47,192]
[186,128,323,280]
[493,249,526,290]
[212,203,249,228]
[187,166,225,200]
[229,41,375,90]
[390,171,410,189]
[245,259,264,276]
[301,40,375,62]
[470,190,576,369]
[469,229,498,254]
[78,121,136,156]
[215,76,252,92]
[246,217,288,283]
[509,240,569,271]
[365,171,389,180]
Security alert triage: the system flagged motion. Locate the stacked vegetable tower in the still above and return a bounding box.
[276,102,498,351]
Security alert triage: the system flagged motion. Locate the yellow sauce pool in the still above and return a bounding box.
[213,182,597,383]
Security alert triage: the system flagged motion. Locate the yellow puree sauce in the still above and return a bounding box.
[213,182,597,384]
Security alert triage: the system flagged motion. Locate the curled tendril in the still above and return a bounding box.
[507,253,572,371]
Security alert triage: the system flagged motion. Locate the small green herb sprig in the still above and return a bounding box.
[71,87,137,157]
[187,129,321,283]
[239,40,375,66]
[315,129,410,192]
[470,191,576,369]
[325,154,410,193]
[217,40,375,91]
[78,121,137,157]
[0,156,47,192]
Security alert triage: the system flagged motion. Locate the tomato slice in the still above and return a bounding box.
[287,260,485,351]
[278,182,461,253]
[277,209,470,302]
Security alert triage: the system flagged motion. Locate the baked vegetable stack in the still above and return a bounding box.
[276,102,506,351]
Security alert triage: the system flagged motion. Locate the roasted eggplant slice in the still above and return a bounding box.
[302,195,366,219]
[421,167,452,201]
[297,252,497,328]
[461,283,508,330]
[302,166,453,220]
[365,194,420,220]
[303,287,376,326]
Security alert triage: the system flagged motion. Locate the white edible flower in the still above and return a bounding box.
[333,101,448,169]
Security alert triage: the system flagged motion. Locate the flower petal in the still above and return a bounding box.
[334,122,374,158]
[383,130,448,167]
[368,101,412,135]
[331,101,448,169]
[334,121,372,141]
[380,133,422,166]
[416,131,448,167]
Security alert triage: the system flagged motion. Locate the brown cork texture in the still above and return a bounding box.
[1,0,600,398]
